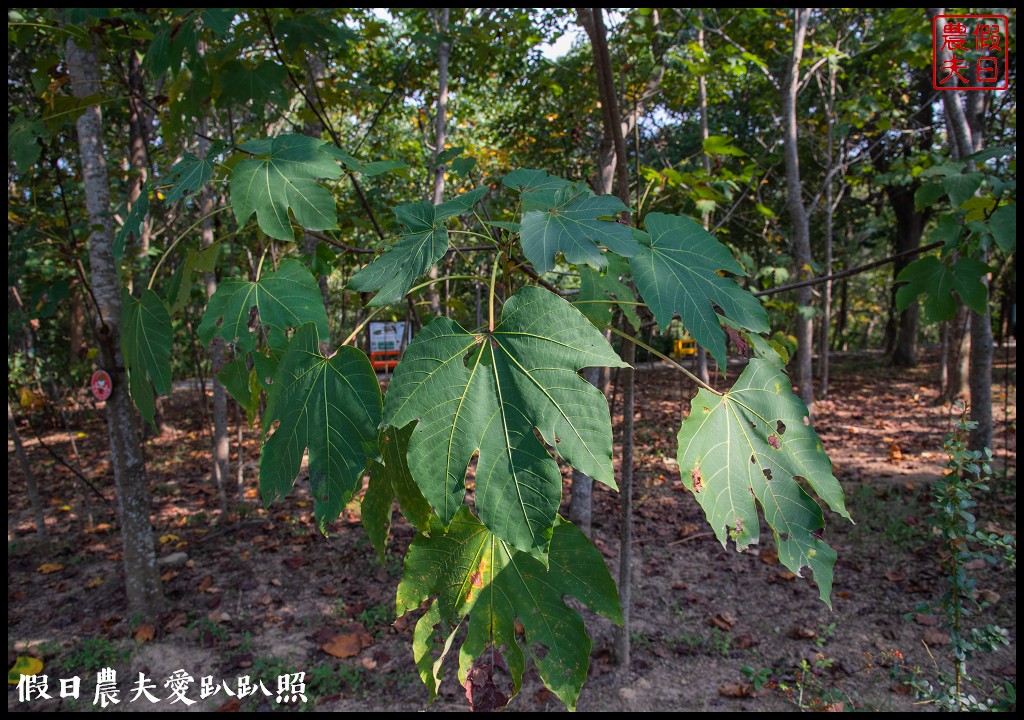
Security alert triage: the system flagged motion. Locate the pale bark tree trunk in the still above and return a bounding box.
[66,34,164,615]
[613,339,635,670]
[127,51,152,255]
[930,9,993,452]
[9,400,45,537]
[426,8,450,317]
[198,131,231,518]
[782,8,815,411]
[818,66,838,399]
[695,12,712,385]
[303,54,331,317]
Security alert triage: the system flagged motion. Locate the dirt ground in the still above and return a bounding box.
[7,349,1017,712]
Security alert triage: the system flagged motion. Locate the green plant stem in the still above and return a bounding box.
[147,206,232,290]
[488,258,501,331]
[602,323,721,395]
[448,229,500,245]
[254,248,268,282]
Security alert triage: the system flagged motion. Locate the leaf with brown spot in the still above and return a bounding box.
[464,647,511,712]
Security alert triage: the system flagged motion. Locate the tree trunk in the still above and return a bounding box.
[931,9,993,450]
[426,8,451,316]
[782,8,814,411]
[65,33,164,615]
[887,184,925,367]
[69,281,87,365]
[198,132,231,518]
[9,401,46,537]
[612,339,635,670]
[695,12,712,385]
[127,51,152,255]
[569,367,601,536]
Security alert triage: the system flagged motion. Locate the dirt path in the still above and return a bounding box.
[7,350,1016,712]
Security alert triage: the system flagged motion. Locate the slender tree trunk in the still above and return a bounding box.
[887,185,925,367]
[818,66,839,399]
[612,339,635,670]
[127,51,152,255]
[836,277,849,351]
[198,131,231,517]
[580,6,635,671]
[695,12,712,385]
[65,34,163,615]
[69,282,87,365]
[938,321,950,395]
[782,8,814,411]
[9,401,45,537]
[569,367,600,536]
[425,8,450,317]
[931,9,993,451]
[302,54,331,318]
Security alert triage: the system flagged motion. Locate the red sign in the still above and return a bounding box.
[91,370,112,401]
[932,15,1009,91]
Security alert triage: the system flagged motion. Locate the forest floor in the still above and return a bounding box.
[7,348,1017,712]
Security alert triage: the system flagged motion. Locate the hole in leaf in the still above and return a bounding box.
[762,468,773,481]
[779,532,789,542]
[749,421,757,429]
[749,454,756,464]
[776,420,786,435]
[812,528,825,540]
[803,415,810,426]
[531,642,550,661]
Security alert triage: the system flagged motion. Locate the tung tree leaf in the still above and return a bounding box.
[361,423,434,561]
[383,286,627,551]
[198,259,329,353]
[895,255,989,322]
[348,188,486,307]
[397,509,620,711]
[230,134,342,241]
[677,359,851,605]
[166,242,220,314]
[163,152,214,204]
[219,60,289,110]
[519,183,637,273]
[631,212,768,370]
[260,324,382,532]
[501,168,574,210]
[120,288,173,427]
[217,357,260,424]
[942,172,984,208]
[989,205,1015,254]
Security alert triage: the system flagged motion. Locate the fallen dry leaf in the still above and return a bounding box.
[322,631,372,658]
[133,624,156,643]
[37,563,63,574]
[884,571,906,582]
[717,682,758,698]
[215,698,241,712]
[923,628,950,646]
[198,575,214,593]
[759,549,778,565]
[913,613,938,626]
[709,612,738,631]
[788,626,818,640]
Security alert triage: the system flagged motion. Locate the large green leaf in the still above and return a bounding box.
[942,172,984,208]
[198,259,329,353]
[397,508,620,711]
[230,134,342,241]
[501,168,574,209]
[677,359,851,606]
[361,423,434,561]
[163,152,214,204]
[260,324,382,532]
[383,286,627,551]
[519,183,638,273]
[631,212,768,370]
[895,255,989,322]
[120,289,173,427]
[166,243,220,314]
[348,188,486,306]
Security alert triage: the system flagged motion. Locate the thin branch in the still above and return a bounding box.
[754,240,943,298]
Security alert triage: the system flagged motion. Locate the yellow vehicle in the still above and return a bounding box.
[672,337,697,357]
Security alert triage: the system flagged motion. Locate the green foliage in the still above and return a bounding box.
[198,259,329,353]
[260,324,382,532]
[518,182,637,273]
[895,255,989,322]
[114,185,151,263]
[398,509,620,711]
[631,213,769,370]
[162,152,215,204]
[677,359,851,605]
[575,254,640,330]
[347,188,486,306]
[120,288,173,426]
[383,286,626,551]
[230,134,343,241]
[904,408,1014,711]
